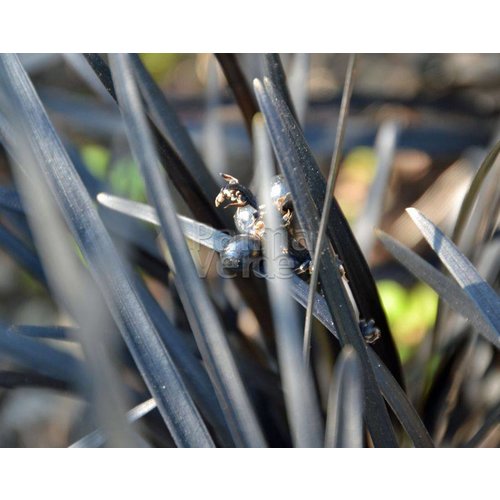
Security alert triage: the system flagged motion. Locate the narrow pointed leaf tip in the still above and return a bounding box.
[406,207,500,348]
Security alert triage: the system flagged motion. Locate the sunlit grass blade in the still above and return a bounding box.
[70,398,157,448]
[254,114,323,447]
[254,77,398,447]
[407,208,500,348]
[215,54,258,138]
[110,54,266,448]
[0,53,214,448]
[97,192,230,252]
[325,346,363,448]
[377,230,499,347]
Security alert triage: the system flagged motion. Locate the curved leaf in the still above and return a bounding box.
[110,54,266,448]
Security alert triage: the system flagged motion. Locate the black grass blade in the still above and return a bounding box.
[0,222,47,285]
[254,114,323,447]
[452,140,500,245]
[215,54,258,138]
[367,350,434,447]
[0,53,214,448]
[288,269,434,447]
[0,323,85,386]
[83,53,227,230]
[254,77,398,447]
[128,54,213,195]
[9,325,74,341]
[262,54,299,124]
[255,73,404,389]
[377,230,499,347]
[407,208,500,348]
[93,184,436,447]
[288,53,310,127]
[97,193,231,253]
[0,370,70,392]
[303,54,356,366]
[325,346,364,448]
[355,120,399,257]
[109,54,266,448]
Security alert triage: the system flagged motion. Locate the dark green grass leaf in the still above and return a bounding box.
[254,77,398,447]
[407,208,500,348]
[377,230,499,347]
[254,114,323,447]
[325,346,364,448]
[109,54,265,448]
[0,53,214,448]
[255,74,404,389]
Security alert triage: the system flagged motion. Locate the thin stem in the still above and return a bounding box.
[303,54,357,365]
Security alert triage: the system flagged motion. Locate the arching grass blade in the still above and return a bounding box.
[377,230,499,347]
[407,208,500,348]
[254,77,398,447]
[254,114,323,447]
[110,54,266,448]
[0,53,214,448]
[215,54,258,138]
